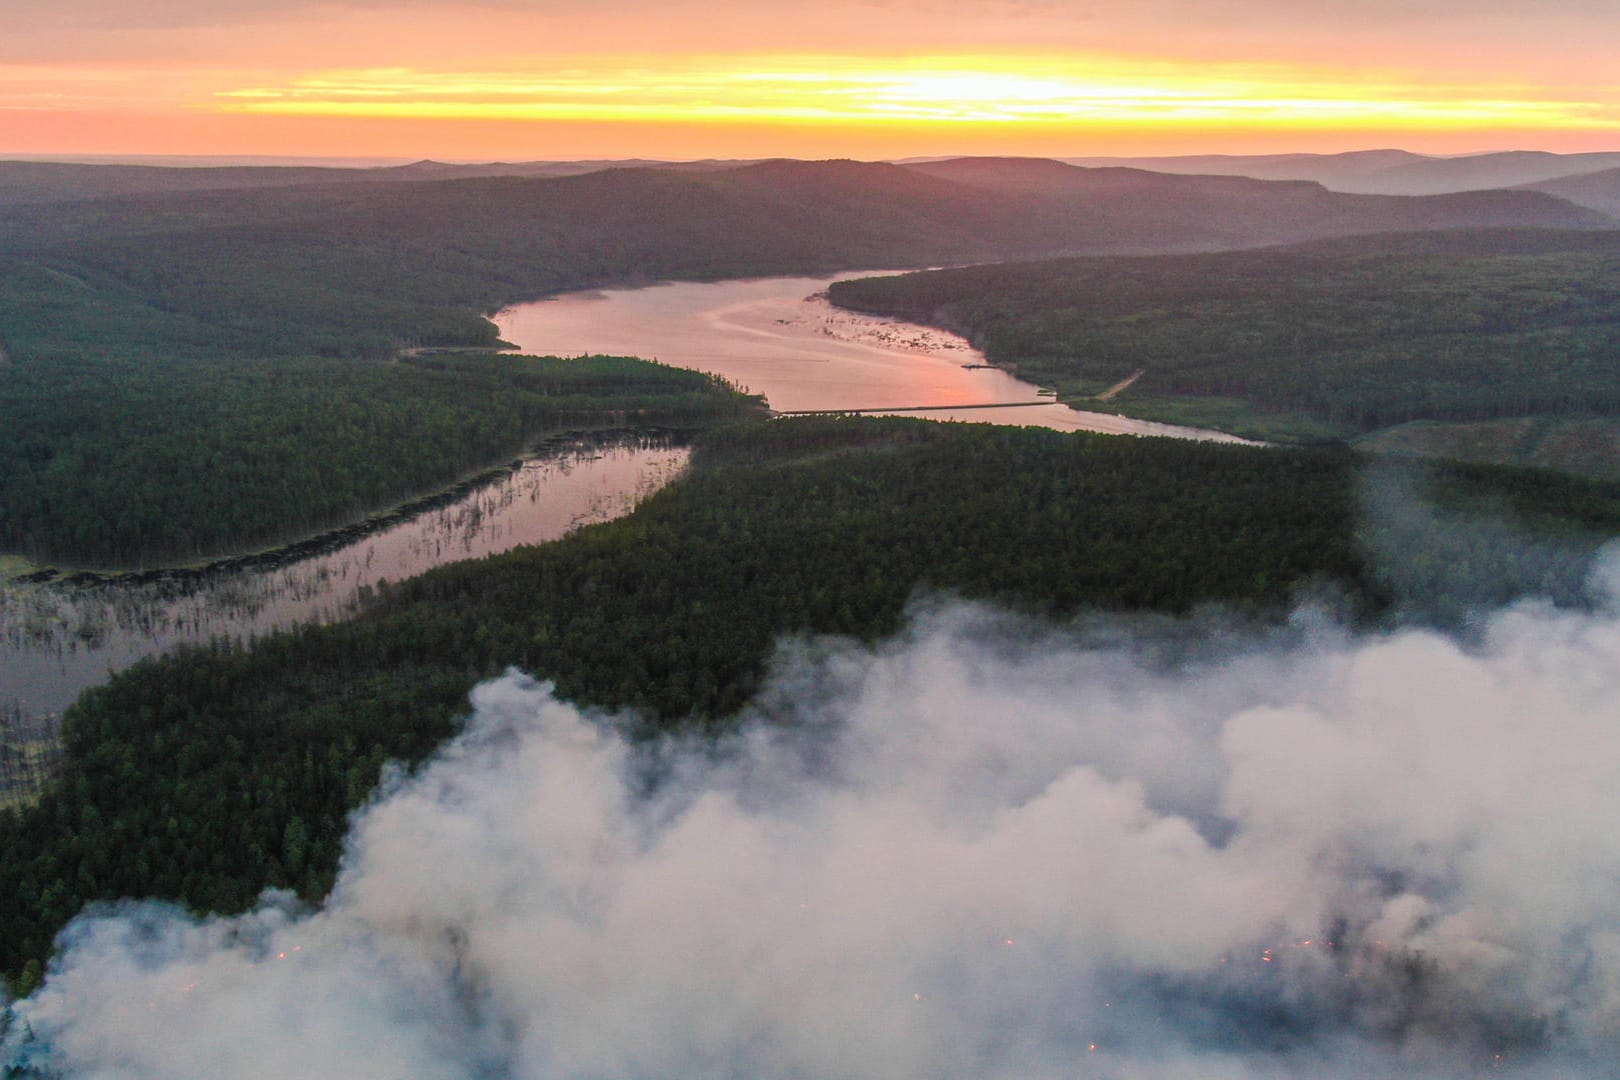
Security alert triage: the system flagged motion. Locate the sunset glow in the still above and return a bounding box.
[213,56,1619,136]
[3,1,1618,159]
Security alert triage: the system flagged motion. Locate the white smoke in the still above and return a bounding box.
[11,566,1620,1078]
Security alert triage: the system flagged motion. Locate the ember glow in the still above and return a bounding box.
[11,568,1620,1076]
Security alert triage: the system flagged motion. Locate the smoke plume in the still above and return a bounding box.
[10,562,1620,1077]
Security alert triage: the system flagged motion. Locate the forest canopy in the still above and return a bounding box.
[6,417,1620,987]
[1,161,1612,564]
[827,229,1620,441]
[0,351,758,567]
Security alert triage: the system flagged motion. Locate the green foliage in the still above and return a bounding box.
[4,164,1002,564]
[0,352,755,566]
[1354,454,1620,624]
[1353,416,1620,483]
[827,231,1620,436]
[0,163,1608,562]
[0,419,1375,980]
[5,416,1620,984]
[1397,456,1620,535]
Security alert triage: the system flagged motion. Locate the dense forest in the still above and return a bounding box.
[827,229,1620,440]
[0,352,757,566]
[5,162,1602,365]
[0,159,1612,565]
[6,417,1620,992]
[6,157,1620,1009]
[0,419,1352,987]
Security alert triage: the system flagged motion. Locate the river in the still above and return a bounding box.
[2,439,687,719]
[494,273,1249,440]
[3,271,1245,726]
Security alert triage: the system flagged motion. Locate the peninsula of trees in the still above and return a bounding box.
[2,157,1613,565]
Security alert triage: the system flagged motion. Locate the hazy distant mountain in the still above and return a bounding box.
[1059,149,1620,197]
[1334,151,1620,196]
[0,160,388,206]
[1519,167,1620,218]
[5,156,1604,268]
[7,150,1616,222]
[381,158,760,180]
[1058,149,1426,185]
[899,156,1613,245]
[0,157,767,207]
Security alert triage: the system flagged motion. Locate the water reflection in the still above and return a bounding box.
[496,274,1251,441]
[1,437,689,719]
[5,272,1251,733]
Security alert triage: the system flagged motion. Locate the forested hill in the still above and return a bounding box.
[0,157,1611,565]
[1055,148,1620,198]
[903,156,1613,244]
[8,417,1372,981]
[2,157,1609,363]
[1520,166,1620,219]
[0,157,755,207]
[826,228,1620,453]
[7,416,1620,990]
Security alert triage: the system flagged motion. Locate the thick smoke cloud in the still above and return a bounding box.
[10,571,1620,1077]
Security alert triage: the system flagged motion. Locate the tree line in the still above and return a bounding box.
[7,417,1620,988]
[827,231,1620,438]
[0,352,757,567]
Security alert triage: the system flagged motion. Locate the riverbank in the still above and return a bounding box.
[2,434,695,722]
[495,275,1253,443]
[819,290,1293,443]
[5,426,693,588]
[1088,395,1353,444]
[2,349,757,574]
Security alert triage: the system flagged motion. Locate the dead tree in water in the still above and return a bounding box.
[0,701,64,809]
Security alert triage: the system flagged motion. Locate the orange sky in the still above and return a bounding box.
[3,1,1618,159]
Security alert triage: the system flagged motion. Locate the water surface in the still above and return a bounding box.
[2,440,687,718]
[496,274,1250,440]
[5,272,1250,724]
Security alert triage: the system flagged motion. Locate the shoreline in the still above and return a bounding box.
[7,426,691,590]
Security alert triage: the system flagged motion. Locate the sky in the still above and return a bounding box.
[2,0,1618,162]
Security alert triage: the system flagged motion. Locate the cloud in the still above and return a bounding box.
[10,574,1620,1077]
[9,0,689,32]
[14,0,440,31]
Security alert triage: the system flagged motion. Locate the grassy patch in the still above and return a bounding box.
[0,554,40,581]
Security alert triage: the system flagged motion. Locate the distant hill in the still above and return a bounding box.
[1333,151,1620,196]
[1058,149,1426,185]
[0,160,389,206]
[1060,149,1620,197]
[380,158,758,181]
[901,156,1613,244]
[12,150,1620,210]
[1519,166,1620,218]
[0,157,766,207]
[0,157,1610,368]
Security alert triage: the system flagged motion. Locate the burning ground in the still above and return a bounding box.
[10,566,1620,1078]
